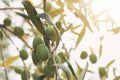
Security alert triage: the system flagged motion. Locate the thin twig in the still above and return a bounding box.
[0,7,24,10]
[3,29,19,51]
[0,34,9,80]
[23,60,29,80]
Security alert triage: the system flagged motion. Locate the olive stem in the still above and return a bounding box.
[0,36,9,80]
[3,25,32,50]
[3,29,19,51]
[22,60,29,80]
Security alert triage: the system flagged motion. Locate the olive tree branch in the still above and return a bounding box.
[0,24,32,50]
[0,30,9,80]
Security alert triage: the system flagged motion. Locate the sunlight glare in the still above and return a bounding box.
[92,0,120,26]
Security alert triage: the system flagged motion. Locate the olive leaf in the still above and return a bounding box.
[54,64,71,80]
[64,58,78,80]
[99,44,102,58]
[22,1,45,35]
[36,13,61,52]
[105,60,115,68]
[0,55,19,67]
[78,62,88,80]
[15,12,29,19]
[74,26,86,49]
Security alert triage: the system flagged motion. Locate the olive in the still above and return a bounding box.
[80,51,88,59]
[89,53,97,64]
[14,27,24,37]
[19,49,28,60]
[3,17,12,26]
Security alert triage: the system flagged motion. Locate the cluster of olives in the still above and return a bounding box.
[32,36,49,65]
[32,36,61,78]
[80,51,97,64]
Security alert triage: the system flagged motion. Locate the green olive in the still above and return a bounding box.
[43,65,55,78]
[47,54,61,66]
[56,21,62,30]
[21,70,30,80]
[89,53,97,64]
[32,51,42,65]
[14,27,24,37]
[80,51,88,59]
[19,49,28,60]
[14,67,23,74]
[45,25,55,41]
[36,44,50,61]
[32,36,44,49]
[3,17,12,26]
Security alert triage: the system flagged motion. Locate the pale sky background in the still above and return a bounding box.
[1,0,120,80]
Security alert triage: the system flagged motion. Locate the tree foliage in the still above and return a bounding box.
[0,0,119,80]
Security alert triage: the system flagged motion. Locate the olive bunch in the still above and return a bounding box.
[80,51,97,64]
[31,25,61,78]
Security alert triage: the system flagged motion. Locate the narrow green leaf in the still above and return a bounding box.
[15,12,29,19]
[74,26,85,49]
[22,1,45,35]
[113,68,116,77]
[105,60,115,68]
[36,13,61,51]
[76,62,83,75]
[37,13,54,25]
[65,58,78,80]
[99,44,102,58]
[78,62,88,80]
[54,64,71,80]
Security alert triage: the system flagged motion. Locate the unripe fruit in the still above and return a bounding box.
[32,51,42,65]
[33,36,43,49]
[56,21,62,30]
[99,67,107,78]
[0,31,3,40]
[3,17,12,26]
[43,65,55,78]
[48,54,61,66]
[58,52,66,63]
[45,25,55,41]
[14,67,23,74]
[80,51,88,59]
[14,27,24,37]
[32,72,39,79]
[19,49,28,60]
[89,53,97,64]
[36,44,50,61]
[21,70,30,80]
